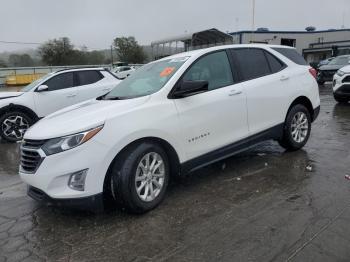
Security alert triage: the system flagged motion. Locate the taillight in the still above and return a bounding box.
[309,68,317,79]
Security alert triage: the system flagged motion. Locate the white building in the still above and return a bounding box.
[151,28,350,63]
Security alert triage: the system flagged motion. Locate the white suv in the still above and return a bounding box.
[0,68,120,142]
[19,45,320,213]
[333,65,350,103]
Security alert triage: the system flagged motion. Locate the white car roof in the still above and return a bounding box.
[158,44,295,62]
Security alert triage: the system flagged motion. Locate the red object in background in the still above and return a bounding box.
[309,68,317,79]
[345,175,350,180]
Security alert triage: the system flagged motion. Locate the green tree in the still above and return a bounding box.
[8,54,34,67]
[39,37,78,66]
[113,36,146,64]
[0,59,7,68]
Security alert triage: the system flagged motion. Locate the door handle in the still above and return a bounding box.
[102,88,112,91]
[280,75,289,81]
[229,90,242,96]
[67,94,76,98]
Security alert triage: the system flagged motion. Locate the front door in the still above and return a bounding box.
[33,72,78,117]
[173,50,249,161]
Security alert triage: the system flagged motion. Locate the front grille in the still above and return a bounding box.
[22,139,46,149]
[20,139,45,173]
[342,76,350,83]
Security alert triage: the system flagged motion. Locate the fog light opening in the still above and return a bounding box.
[68,169,88,191]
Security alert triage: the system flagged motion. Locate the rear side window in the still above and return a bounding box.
[265,51,285,73]
[231,48,270,81]
[183,51,234,91]
[76,71,103,86]
[272,48,308,65]
[44,72,74,91]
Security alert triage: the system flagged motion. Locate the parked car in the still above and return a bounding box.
[112,66,135,79]
[317,55,350,85]
[333,65,350,103]
[20,45,320,213]
[317,57,334,68]
[0,68,120,142]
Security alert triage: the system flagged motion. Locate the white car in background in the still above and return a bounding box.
[112,66,136,79]
[20,44,320,213]
[333,65,350,103]
[0,68,120,142]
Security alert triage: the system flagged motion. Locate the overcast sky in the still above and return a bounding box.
[0,0,349,52]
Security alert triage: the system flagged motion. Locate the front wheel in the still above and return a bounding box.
[0,111,33,142]
[108,142,170,213]
[279,104,311,151]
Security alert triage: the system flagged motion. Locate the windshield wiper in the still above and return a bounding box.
[105,96,126,100]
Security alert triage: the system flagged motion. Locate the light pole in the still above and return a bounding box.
[251,0,256,43]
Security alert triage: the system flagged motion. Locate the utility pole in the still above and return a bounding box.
[251,0,256,43]
[110,45,114,67]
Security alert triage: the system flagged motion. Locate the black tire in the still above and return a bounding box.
[278,104,311,151]
[317,80,325,85]
[333,94,349,104]
[108,142,170,214]
[0,111,34,142]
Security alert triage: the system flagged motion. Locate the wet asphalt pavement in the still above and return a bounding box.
[0,84,350,262]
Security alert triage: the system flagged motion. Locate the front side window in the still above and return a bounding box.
[21,73,53,92]
[183,51,234,91]
[104,57,188,99]
[76,71,103,86]
[232,48,271,81]
[44,72,74,91]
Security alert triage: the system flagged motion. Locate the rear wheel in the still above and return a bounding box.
[108,142,169,213]
[0,111,33,142]
[279,104,311,151]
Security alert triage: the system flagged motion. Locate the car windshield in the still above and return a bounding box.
[329,56,350,66]
[104,57,189,100]
[21,73,53,92]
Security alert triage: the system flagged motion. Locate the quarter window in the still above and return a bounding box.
[265,51,285,73]
[231,48,271,81]
[76,71,103,86]
[44,72,74,91]
[183,51,234,91]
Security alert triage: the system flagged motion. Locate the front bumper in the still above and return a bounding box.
[19,139,111,204]
[28,186,104,212]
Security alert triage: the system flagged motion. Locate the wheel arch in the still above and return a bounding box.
[0,103,39,121]
[287,96,315,121]
[103,136,181,195]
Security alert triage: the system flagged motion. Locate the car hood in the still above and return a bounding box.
[319,64,344,71]
[25,96,150,140]
[339,65,350,73]
[0,92,24,99]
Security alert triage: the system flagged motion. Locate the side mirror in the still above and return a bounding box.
[36,85,49,92]
[172,80,209,98]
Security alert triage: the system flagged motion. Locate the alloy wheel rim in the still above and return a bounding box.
[291,112,309,143]
[1,115,29,140]
[135,152,165,202]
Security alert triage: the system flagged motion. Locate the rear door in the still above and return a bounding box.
[173,50,248,160]
[33,72,78,117]
[74,70,112,101]
[229,48,290,135]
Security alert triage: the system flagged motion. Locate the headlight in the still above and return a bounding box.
[337,70,345,77]
[42,125,103,155]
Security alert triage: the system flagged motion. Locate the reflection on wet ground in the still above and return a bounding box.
[0,85,350,261]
